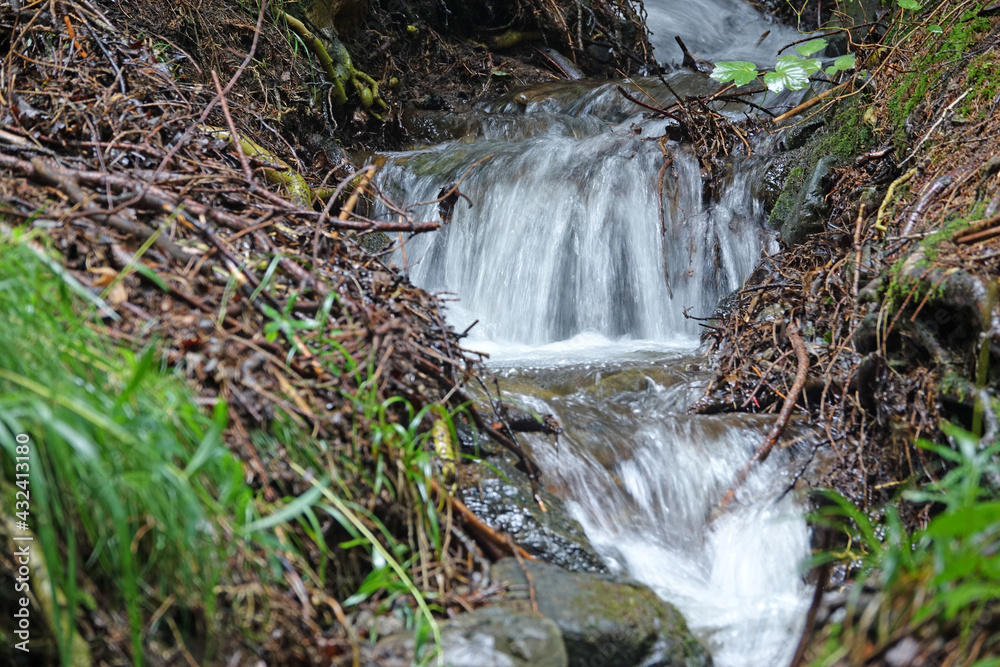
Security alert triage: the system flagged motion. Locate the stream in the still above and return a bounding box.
[378,2,814,664]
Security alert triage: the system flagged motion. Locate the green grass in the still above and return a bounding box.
[809,422,1000,665]
[0,226,454,665]
[0,229,254,664]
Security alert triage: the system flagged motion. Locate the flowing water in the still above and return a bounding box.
[377,2,815,664]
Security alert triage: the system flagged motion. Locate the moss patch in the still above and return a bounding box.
[885,9,992,147]
[768,99,875,228]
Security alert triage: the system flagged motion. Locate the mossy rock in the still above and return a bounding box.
[367,605,567,667]
[780,155,837,246]
[493,559,711,667]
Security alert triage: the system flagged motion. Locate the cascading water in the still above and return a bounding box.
[376,2,816,664]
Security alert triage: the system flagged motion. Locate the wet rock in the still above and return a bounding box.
[831,0,882,47]
[413,93,447,111]
[357,230,390,253]
[780,116,825,151]
[493,559,711,667]
[780,156,837,246]
[750,150,798,214]
[401,108,485,144]
[367,605,567,667]
[460,453,608,573]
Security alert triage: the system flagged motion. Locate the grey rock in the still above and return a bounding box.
[780,117,825,152]
[366,606,567,667]
[750,151,797,214]
[780,156,837,246]
[460,454,608,573]
[492,559,711,667]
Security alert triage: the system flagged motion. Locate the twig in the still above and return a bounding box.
[772,82,850,125]
[953,212,1000,244]
[29,158,191,264]
[899,90,970,167]
[430,479,535,562]
[720,322,809,508]
[508,535,539,614]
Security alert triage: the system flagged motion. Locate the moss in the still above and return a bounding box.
[885,10,992,147]
[769,164,805,227]
[768,99,874,227]
[958,53,1000,119]
[940,370,971,401]
[817,100,874,161]
[883,201,986,308]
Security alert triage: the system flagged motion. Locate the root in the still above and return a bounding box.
[719,322,810,509]
[275,8,386,114]
[202,126,312,206]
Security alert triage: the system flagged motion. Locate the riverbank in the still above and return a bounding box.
[696,1,1000,663]
[0,0,677,664]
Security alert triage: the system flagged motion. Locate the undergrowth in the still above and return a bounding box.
[0,228,452,665]
[808,422,1000,665]
[0,230,251,663]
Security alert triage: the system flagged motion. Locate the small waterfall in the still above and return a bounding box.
[645,0,802,65]
[380,112,773,345]
[375,3,813,663]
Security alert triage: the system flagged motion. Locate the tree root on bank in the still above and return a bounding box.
[274,8,386,115]
[202,126,386,217]
[202,126,314,206]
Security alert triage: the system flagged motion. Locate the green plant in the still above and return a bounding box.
[711,37,856,93]
[0,230,253,665]
[809,422,1000,664]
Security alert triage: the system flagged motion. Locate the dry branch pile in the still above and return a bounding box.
[0,0,541,662]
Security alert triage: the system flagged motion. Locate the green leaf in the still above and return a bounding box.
[710,61,760,87]
[897,0,922,9]
[833,53,856,71]
[800,57,823,76]
[825,53,857,78]
[795,38,828,57]
[928,24,943,34]
[764,56,812,92]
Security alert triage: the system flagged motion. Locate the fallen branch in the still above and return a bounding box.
[771,81,850,125]
[901,174,952,237]
[953,212,1000,244]
[430,479,535,562]
[29,158,192,265]
[720,322,809,508]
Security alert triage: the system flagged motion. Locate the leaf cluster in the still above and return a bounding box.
[710,37,856,93]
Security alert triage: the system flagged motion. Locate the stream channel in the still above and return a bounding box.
[378,2,818,665]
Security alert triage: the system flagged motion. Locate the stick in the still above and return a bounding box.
[771,82,850,125]
[953,212,1000,243]
[720,322,809,508]
[430,479,535,562]
[29,158,191,264]
[339,166,377,221]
